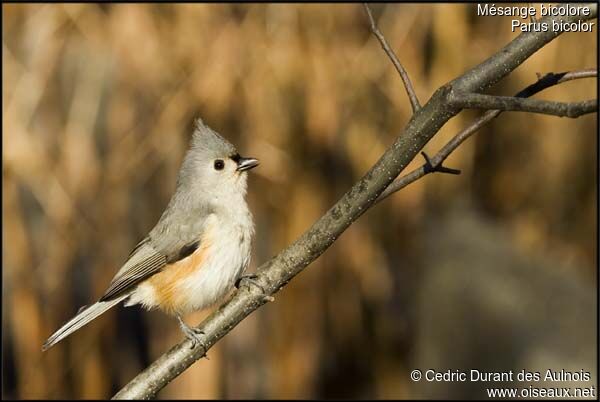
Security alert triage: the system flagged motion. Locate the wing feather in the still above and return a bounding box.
[99,241,167,301]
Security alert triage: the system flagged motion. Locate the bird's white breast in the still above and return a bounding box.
[177,209,253,313]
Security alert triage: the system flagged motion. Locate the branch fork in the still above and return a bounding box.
[420,151,461,175]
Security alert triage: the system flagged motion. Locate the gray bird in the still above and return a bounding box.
[43,119,259,351]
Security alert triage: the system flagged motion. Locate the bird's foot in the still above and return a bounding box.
[235,274,274,303]
[177,315,207,352]
[235,273,261,290]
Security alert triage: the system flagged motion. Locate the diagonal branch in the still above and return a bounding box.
[113,4,597,399]
[376,68,598,202]
[363,3,421,113]
[448,92,597,118]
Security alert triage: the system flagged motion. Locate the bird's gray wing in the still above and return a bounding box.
[99,236,200,302]
[100,195,213,302]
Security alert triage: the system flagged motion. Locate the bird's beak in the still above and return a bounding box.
[236,157,259,172]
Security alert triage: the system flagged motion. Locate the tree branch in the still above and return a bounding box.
[113,4,597,399]
[448,92,597,118]
[376,68,598,202]
[363,3,421,112]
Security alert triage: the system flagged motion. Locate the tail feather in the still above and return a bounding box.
[42,293,130,351]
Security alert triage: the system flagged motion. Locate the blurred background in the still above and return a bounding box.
[2,3,597,399]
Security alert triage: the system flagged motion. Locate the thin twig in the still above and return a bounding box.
[556,68,597,82]
[363,3,421,113]
[448,92,597,118]
[377,69,598,202]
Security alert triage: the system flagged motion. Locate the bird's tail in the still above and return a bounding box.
[42,292,131,351]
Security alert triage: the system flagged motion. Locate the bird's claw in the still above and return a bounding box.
[177,316,207,352]
[235,274,274,303]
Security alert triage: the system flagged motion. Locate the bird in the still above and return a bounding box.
[42,119,259,351]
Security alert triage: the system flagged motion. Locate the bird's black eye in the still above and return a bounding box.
[214,159,225,170]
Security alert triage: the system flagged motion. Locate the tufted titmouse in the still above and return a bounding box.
[42,119,259,351]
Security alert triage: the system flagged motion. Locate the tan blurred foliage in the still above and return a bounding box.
[2,3,596,399]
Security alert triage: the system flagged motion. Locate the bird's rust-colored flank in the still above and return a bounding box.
[147,229,214,315]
